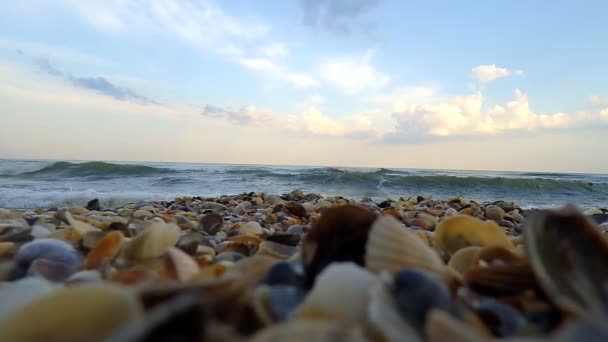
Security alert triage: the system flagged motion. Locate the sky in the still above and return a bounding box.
[1,0,608,173]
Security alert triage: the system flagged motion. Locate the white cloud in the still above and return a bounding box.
[388,89,602,141]
[470,64,520,83]
[262,43,288,58]
[58,0,321,89]
[319,49,390,94]
[589,95,608,107]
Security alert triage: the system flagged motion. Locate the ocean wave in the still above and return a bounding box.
[7,161,174,179]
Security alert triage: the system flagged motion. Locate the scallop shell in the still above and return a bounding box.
[83,231,124,270]
[365,215,448,278]
[464,263,536,296]
[448,246,481,275]
[523,206,608,317]
[65,212,99,236]
[292,263,377,324]
[425,309,487,342]
[122,222,181,262]
[249,320,368,342]
[256,240,297,260]
[0,284,143,341]
[434,215,514,258]
[162,247,200,282]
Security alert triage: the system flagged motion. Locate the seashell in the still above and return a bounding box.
[0,241,16,259]
[0,277,56,321]
[249,319,368,342]
[434,215,514,258]
[251,285,306,325]
[524,206,608,317]
[198,212,224,235]
[266,233,301,246]
[28,258,76,282]
[228,234,264,245]
[394,269,461,332]
[552,319,608,341]
[367,277,421,342]
[83,230,124,270]
[382,207,403,221]
[485,205,505,222]
[239,221,263,236]
[302,205,377,289]
[81,230,107,250]
[284,201,308,218]
[365,215,449,279]
[16,238,81,269]
[65,211,99,236]
[133,209,154,219]
[215,251,246,263]
[474,245,525,265]
[261,261,303,287]
[470,297,527,337]
[464,263,537,296]
[216,241,258,256]
[448,246,481,275]
[233,201,251,215]
[31,225,52,238]
[192,263,228,281]
[0,284,143,341]
[176,231,206,255]
[256,240,297,260]
[122,222,181,262]
[66,270,103,284]
[425,309,487,342]
[161,247,200,282]
[292,263,377,324]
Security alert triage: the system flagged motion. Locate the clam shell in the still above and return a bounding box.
[256,240,297,260]
[84,231,124,270]
[65,212,99,236]
[448,246,481,275]
[464,263,536,296]
[434,215,514,258]
[122,222,181,262]
[365,215,448,278]
[163,247,200,282]
[0,284,143,341]
[292,263,377,324]
[524,206,608,316]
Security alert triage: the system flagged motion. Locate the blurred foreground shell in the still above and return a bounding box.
[122,222,181,262]
[524,205,608,316]
[365,215,448,278]
[0,284,142,341]
[249,320,369,342]
[434,215,514,258]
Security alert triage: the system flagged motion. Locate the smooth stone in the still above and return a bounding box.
[486,205,505,222]
[266,233,301,246]
[267,285,306,322]
[262,262,303,287]
[234,201,252,215]
[472,297,527,337]
[286,225,308,235]
[31,225,52,239]
[265,195,286,206]
[394,269,461,332]
[284,202,307,218]
[176,231,206,256]
[239,221,263,236]
[201,202,229,212]
[16,239,81,268]
[133,210,153,219]
[86,199,101,211]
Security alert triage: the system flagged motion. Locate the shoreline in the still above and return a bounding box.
[1,191,607,340]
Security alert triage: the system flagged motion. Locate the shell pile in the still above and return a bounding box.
[1,192,608,341]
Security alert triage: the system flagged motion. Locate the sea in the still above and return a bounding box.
[0,159,607,210]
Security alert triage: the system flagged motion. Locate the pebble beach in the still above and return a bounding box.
[1,190,608,341]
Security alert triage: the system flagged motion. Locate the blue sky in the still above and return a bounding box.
[1,0,607,172]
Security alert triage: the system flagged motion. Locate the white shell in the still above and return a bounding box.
[365,215,447,277]
[291,263,377,324]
